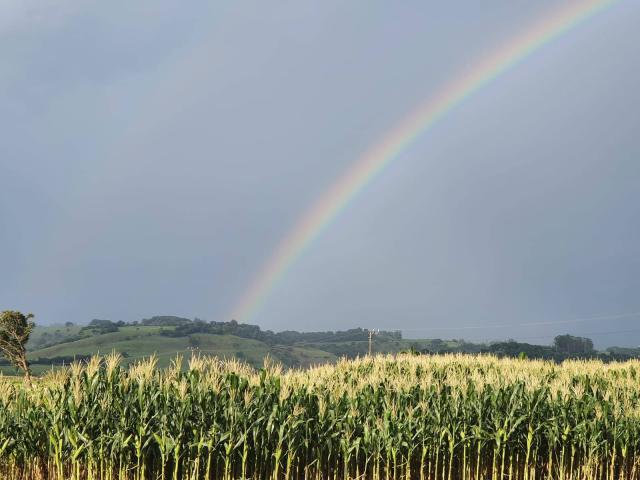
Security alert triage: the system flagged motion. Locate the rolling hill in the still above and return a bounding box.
[2,316,635,376]
[6,324,341,375]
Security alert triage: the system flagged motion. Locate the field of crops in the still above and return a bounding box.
[2,354,640,480]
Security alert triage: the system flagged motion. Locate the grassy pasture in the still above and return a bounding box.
[0,325,340,375]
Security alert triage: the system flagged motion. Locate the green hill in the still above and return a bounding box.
[0,319,472,376]
[0,323,342,375]
[7,317,625,377]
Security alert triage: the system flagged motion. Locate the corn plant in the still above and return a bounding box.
[2,353,640,479]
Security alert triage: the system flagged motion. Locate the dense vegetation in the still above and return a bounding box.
[2,354,640,480]
[25,317,400,351]
[159,318,401,345]
[18,317,640,376]
[479,335,640,362]
[15,319,407,373]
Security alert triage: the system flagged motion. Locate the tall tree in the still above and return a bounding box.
[553,334,594,354]
[0,310,35,383]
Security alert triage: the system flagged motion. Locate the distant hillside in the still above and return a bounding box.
[23,326,335,372]
[0,318,406,375]
[1,317,638,376]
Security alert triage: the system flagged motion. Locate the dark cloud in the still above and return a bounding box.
[1,0,638,347]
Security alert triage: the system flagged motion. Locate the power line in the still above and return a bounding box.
[514,327,640,342]
[375,311,640,333]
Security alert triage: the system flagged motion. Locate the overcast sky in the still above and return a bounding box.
[1,1,639,346]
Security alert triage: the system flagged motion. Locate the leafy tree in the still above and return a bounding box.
[0,311,35,382]
[553,334,594,354]
[141,316,191,326]
[83,319,119,334]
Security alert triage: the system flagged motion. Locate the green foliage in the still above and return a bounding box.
[18,326,339,374]
[484,338,611,362]
[28,324,87,350]
[2,354,640,479]
[163,320,402,345]
[141,315,192,326]
[0,310,35,381]
[20,318,640,378]
[553,334,595,354]
[82,319,122,334]
[607,346,640,356]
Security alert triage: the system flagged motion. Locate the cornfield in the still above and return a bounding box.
[2,353,640,480]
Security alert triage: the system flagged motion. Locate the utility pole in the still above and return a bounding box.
[368,329,379,356]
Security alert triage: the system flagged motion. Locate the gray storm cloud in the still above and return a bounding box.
[1,0,638,347]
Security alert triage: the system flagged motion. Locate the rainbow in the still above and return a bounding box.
[230,0,619,322]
